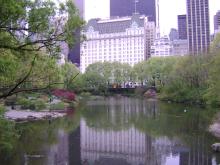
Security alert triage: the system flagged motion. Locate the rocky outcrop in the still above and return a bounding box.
[4,110,66,122]
[211,143,220,152]
[143,89,157,99]
[209,112,220,138]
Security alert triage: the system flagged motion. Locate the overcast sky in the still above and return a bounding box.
[84,0,220,35]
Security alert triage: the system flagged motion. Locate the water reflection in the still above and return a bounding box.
[79,97,219,165]
[1,97,220,165]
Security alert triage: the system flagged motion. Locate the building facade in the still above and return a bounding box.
[214,11,220,35]
[171,39,188,56]
[178,15,187,40]
[150,36,172,57]
[169,28,179,41]
[187,0,210,55]
[80,15,155,73]
[110,0,157,25]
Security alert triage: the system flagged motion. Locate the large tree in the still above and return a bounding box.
[0,0,83,99]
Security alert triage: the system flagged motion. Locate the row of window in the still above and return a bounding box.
[85,29,145,38]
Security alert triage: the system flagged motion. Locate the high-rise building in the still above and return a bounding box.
[80,14,155,73]
[169,28,179,41]
[110,0,157,25]
[187,0,210,55]
[178,15,187,40]
[150,36,172,57]
[68,0,85,66]
[214,11,220,34]
[171,40,188,56]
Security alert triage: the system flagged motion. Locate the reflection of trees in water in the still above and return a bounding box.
[81,97,159,131]
[1,111,81,165]
[80,97,219,165]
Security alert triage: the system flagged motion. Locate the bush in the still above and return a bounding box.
[34,99,47,111]
[17,97,46,111]
[80,92,92,98]
[50,102,66,110]
[52,89,75,101]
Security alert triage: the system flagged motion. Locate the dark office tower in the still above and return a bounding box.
[214,11,220,33]
[187,0,210,55]
[68,0,84,66]
[110,0,157,24]
[178,15,187,40]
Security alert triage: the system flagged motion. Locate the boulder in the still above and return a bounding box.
[211,143,220,152]
[143,89,157,98]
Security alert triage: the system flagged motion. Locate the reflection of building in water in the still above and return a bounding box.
[69,126,81,165]
[81,119,161,165]
[179,135,212,165]
[80,98,216,165]
[47,130,69,165]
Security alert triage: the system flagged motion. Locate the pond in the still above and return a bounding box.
[1,97,220,165]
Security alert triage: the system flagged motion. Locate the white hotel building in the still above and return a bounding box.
[80,14,155,73]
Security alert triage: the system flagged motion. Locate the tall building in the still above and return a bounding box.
[68,0,85,66]
[110,0,157,25]
[171,39,188,56]
[150,36,172,57]
[80,14,155,73]
[178,15,187,40]
[214,11,220,34]
[187,0,210,55]
[169,28,179,41]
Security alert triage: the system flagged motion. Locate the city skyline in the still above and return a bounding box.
[84,0,220,35]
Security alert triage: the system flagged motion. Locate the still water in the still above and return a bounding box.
[1,97,220,165]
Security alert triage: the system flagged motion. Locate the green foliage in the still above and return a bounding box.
[0,0,83,99]
[50,102,66,110]
[0,105,18,154]
[204,51,220,106]
[131,54,220,106]
[61,62,80,89]
[83,71,107,94]
[0,0,84,53]
[17,97,46,111]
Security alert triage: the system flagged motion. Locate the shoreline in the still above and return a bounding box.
[4,110,66,122]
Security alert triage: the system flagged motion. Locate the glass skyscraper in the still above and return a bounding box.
[187,0,210,55]
[110,0,157,25]
[178,15,187,40]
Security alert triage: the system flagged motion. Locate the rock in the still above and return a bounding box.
[143,89,157,98]
[209,122,220,138]
[43,114,52,119]
[27,115,37,121]
[211,143,220,152]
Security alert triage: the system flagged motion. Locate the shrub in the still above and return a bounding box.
[80,92,92,98]
[17,97,46,111]
[50,102,66,110]
[52,89,75,101]
[34,99,47,111]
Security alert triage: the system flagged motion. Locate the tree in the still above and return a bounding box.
[61,62,80,89]
[0,0,84,99]
[133,61,148,85]
[204,51,220,105]
[0,0,83,53]
[83,72,106,94]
